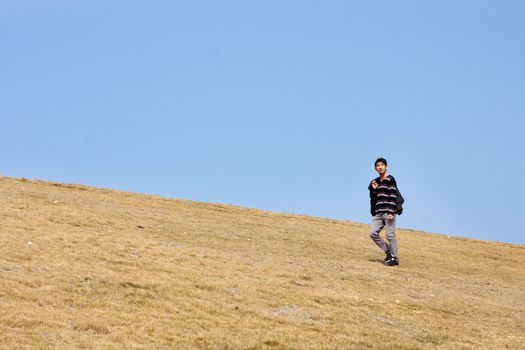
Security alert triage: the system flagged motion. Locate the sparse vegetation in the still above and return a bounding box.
[0,176,523,349]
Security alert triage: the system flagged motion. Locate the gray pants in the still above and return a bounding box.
[370,213,398,257]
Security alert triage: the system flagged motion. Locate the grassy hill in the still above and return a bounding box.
[0,176,523,349]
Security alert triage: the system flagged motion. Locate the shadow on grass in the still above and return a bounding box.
[368,259,385,264]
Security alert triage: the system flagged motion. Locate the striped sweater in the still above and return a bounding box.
[368,175,398,216]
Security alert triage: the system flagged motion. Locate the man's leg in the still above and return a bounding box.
[369,214,390,253]
[385,214,398,258]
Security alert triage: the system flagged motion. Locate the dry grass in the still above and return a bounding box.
[0,176,523,349]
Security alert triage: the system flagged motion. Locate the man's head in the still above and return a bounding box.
[374,158,388,175]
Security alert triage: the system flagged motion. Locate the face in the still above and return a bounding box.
[375,162,387,175]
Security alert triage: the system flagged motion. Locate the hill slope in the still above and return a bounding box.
[0,176,523,349]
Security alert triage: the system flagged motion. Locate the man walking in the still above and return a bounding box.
[369,158,400,266]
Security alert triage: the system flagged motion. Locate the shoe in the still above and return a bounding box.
[385,257,399,266]
[384,251,392,262]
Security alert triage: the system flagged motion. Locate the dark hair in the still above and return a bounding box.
[375,158,387,166]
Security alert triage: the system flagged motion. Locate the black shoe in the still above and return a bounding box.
[385,257,399,266]
[384,251,392,262]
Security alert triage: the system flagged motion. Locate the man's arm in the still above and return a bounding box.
[369,179,378,216]
[368,177,379,192]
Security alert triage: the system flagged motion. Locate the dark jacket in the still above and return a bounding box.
[369,175,403,216]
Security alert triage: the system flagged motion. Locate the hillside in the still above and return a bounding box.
[0,176,523,349]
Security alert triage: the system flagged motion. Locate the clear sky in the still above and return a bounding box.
[1,1,524,244]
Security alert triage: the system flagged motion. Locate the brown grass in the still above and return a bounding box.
[0,176,523,349]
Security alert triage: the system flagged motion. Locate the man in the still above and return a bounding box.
[368,158,400,266]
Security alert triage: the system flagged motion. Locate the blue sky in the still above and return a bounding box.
[1,1,524,244]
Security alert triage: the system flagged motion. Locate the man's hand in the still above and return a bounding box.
[371,180,378,190]
[387,214,394,221]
